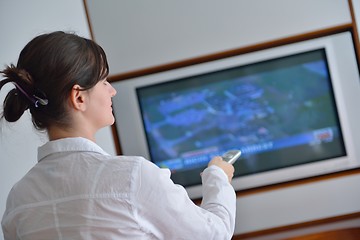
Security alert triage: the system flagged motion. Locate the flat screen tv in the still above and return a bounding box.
[112,31,360,199]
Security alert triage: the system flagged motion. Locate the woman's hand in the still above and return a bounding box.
[208,156,235,183]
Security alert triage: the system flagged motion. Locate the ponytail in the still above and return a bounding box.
[0,65,47,122]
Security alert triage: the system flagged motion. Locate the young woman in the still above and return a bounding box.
[1,31,236,239]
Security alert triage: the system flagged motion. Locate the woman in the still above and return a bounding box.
[1,31,236,239]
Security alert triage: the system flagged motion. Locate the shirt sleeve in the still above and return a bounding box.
[133,158,236,240]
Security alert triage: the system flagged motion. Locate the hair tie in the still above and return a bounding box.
[13,82,48,108]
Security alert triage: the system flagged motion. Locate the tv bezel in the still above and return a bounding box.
[111,31,360,199]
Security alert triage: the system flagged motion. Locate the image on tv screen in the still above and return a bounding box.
[136,49,346,187]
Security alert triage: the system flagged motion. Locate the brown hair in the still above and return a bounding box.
[0,31,109,130]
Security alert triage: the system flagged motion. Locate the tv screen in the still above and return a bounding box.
[112,31,360,199]
[136,49,346,187]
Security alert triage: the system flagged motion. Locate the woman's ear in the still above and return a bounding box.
[70,84,87,111]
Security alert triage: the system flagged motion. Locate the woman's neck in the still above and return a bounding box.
[47,125,95,142]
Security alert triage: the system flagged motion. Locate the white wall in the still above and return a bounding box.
[85,0,360,236]
[86,0,351,76]
[0,1,115,239]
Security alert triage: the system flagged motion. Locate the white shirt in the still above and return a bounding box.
[2,137,236,240]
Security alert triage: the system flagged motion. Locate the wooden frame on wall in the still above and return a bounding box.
[83,0,360,191]
[83,0,360,238]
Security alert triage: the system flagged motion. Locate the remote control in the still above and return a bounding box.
[222,150,241,164]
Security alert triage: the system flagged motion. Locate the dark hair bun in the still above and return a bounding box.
[2,88,29,122]
[1,65,33,122]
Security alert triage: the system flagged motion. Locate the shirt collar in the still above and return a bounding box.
[38,137,110,162]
